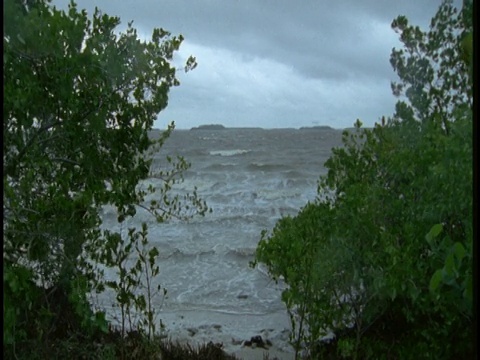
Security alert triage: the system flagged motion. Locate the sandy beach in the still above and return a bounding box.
[159,309,296,360]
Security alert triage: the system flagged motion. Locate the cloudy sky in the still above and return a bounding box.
[53,0,449,129]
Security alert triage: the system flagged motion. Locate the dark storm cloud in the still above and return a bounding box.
[54,0,439,79]
[52,0,450,128]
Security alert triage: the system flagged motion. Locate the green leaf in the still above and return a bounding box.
[429,269,443,291]
[426,223,443,245]
[452,242,466,263]
[444,253,456,277]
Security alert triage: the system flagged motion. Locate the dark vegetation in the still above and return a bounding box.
[3,0,211,358]
[3,0,473,359]
[252,0,473,359]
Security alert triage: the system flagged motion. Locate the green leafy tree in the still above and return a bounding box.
[389,0,473,321]
[3,0,207,356]
[253,0,473,358]
[390,0,472,126]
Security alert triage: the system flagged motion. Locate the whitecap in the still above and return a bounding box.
[209,149,250,157]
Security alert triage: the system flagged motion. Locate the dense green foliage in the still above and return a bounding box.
[3,0,208,357]
[3,0,474,359]
[252,0,473,358]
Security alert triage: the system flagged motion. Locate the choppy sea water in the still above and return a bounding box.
[95,127,344,353]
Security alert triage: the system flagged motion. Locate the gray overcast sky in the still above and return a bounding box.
[52,0,448,129]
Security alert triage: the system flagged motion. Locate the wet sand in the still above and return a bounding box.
[159,309,296,359]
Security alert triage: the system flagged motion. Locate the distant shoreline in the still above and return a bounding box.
[150,125,351,132]
[190,124,226,130]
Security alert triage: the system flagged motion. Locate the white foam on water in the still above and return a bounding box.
[91,128,344,355]
[209,149,250,157]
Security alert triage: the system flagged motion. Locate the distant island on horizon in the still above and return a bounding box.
[299,125,336,131]
[150,124,361,131]
[187,124,343,131]
[190,124,226,130]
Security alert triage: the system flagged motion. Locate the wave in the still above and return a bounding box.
[159,248,216,260]
[210,211,269,223]
[209,149,250,157]
[282,178,313,188]
[247,163,291,172]
[204,163,237,171]
[159,246,256,261]
[283,170,305,179]
[225,247,257,259]
[163,306,271,317]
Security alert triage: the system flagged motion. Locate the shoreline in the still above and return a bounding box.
[158,309,296,360]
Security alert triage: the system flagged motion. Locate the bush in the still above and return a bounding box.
[252,1,473,358]
[4,0,207,357]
